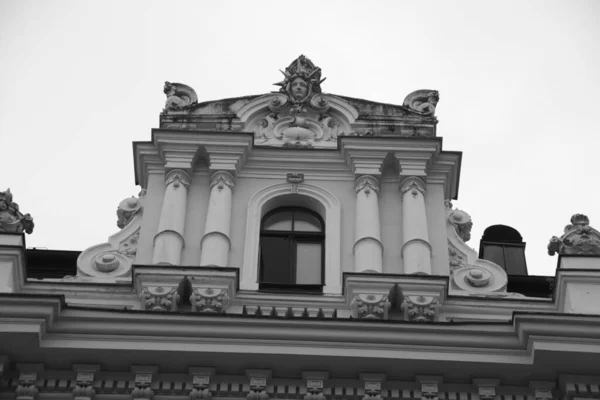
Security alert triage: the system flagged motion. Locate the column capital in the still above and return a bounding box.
[209,171,236,189]
[395,151,432,178]
[400,176,425,195]
[165,169,191,189]
[354,175,380,194]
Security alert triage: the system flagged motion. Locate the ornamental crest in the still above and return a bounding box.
[240,55,357,149]
[0,188,34,234]
[548,214,600,256]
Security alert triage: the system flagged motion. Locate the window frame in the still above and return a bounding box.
[258,207,325,292]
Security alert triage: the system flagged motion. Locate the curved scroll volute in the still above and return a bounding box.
[403,89,439,116]
[163,81,198,111]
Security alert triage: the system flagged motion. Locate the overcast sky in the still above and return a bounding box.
[1,0,599,276]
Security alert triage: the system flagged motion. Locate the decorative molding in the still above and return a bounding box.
[548,214,600,256]
[165,169,191,189]
[132,372,154,400]
[209,171,236,190]
[402,295,440,322]
[403,89,439,116]
[163,81,198,112]
[399,177,425,196]
[0,188,34,234]
[473,379,499,400]
[303,371,328,400]
[355,175,380,194]
[361,374,385,400]
[118,229,140,258]
[116,197,142,229]
[16,371,39,400]
[72,366,98,400]
[189,369,214,400]
[246,370,271,400]
[287,173,305,184]
[190,288,230,314]
[139,286,179,312]
[351,294,390,320]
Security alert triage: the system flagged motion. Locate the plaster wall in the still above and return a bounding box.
[380,179,403,274]
[135,172,165,265]
[181,168,210,265]
[426,182,451,275]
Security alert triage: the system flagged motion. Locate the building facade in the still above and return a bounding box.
[1,55,600,400]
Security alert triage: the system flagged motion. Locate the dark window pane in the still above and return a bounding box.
[293,211,322,232]
[263,211,293,231]
[260,236,292,283]
[504,246,527,275]
[482,244,505,268]
[295,241,322,285]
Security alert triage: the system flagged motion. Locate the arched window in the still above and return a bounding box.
[259,207,325,292]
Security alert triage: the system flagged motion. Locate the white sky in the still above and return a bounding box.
[1,0,599,276]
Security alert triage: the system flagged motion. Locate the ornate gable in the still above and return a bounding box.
[159,55,440,147]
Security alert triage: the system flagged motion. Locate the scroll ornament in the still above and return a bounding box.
[403,89,439,116]
[0,188,34,234]
[548,214,600,256]
[163,81,198,112]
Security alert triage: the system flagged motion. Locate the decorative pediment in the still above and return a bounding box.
[548,214,600,256]
[237,55,359,149]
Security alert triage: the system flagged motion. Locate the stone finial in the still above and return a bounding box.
[116,197,142,229]
[0,189,34,234]
[548,214,600,256]
[163,81,198,111]
[403,90,439,116]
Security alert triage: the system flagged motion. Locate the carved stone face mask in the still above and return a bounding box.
[290,77,308,100]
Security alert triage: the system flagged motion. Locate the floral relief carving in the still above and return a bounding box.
[116,197,141,229]
[402,295,440,322]
[355,175,380,195]
[548,214,600,256]
[166,169,191,189]
[351,294,391,320]
[399,177,425,197]
[190,288,230,313]
[118,230,140,258]
[140,286,179,312]
[448,241,468,272]
[0,188,34,234]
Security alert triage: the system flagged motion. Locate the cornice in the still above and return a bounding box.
[1,294,600,364]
